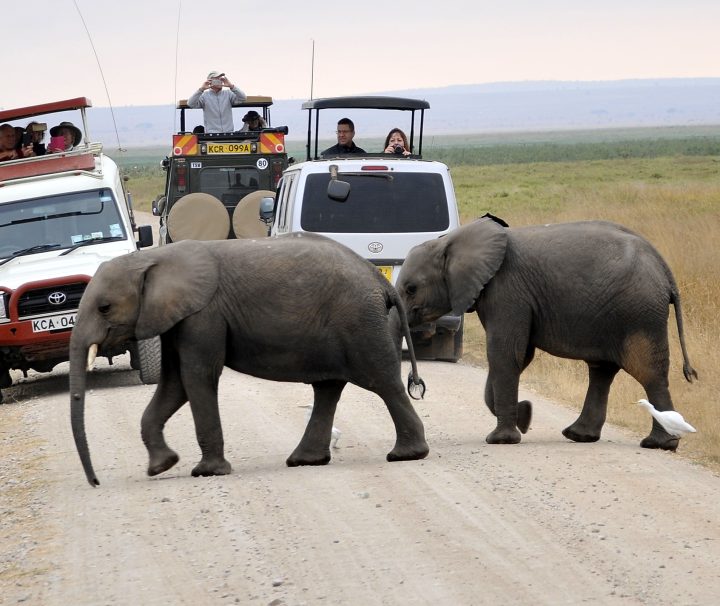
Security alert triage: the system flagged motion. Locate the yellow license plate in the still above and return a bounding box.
[376,266,393,281]
[206,142,252,154]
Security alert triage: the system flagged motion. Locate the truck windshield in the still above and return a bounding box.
[0,188,125,258]
[300,173,450,233]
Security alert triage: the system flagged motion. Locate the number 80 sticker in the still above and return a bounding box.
[256,158,269,170]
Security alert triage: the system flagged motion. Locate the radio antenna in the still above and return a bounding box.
[73,0,125,151]
[310,39,315,100]
[173,1,182,132]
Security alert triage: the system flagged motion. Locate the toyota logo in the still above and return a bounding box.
[48,292,67,305]
[368,242,383,254]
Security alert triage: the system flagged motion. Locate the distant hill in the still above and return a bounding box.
[53,78,720,148]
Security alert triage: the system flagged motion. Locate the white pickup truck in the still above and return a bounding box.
[261,96,464,361]
[0,97,157,404]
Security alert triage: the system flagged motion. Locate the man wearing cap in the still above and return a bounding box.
[239,110,267,132]
[188,71,246,133]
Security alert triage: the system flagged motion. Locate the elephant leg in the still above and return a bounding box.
[141,370,186,477]
[484,364,522,444]
[563,362,619,443]
[379,379,429,462]
[287,380,345,467]
[484,379,533,434]
[637,378,678,451]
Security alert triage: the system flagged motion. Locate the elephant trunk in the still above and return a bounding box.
[69,336,100,487]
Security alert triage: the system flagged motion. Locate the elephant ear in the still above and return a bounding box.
[136,241,220,339]
[444,218,508,315]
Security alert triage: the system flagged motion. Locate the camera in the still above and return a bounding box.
[21,132,32,146]
[210,78,223,87]
[393,144,404,155]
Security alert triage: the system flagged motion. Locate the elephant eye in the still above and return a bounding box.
[98,304,111,315]
[405,284,417,296]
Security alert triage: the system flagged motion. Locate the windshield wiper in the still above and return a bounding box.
[0,244,62,266]
[60,235,125,255]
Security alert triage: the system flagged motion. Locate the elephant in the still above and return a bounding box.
[69,234,429,487]
[396,216,697,451]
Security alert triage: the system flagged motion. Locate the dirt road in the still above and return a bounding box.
[1,357,719,605]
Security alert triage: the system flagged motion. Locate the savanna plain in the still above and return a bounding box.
[121,128,720,470]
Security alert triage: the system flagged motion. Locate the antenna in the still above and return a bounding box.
[310,39,315,100]
[173,1,182,132]
[73,0,125,151]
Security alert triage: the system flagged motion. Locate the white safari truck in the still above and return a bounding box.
[260,96,464,361]
[0,97,157,404]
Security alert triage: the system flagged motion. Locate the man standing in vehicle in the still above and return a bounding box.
[321,118,366,157]
[188,71,246,133]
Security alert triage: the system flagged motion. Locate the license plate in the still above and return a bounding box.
[376,266,393,281]
[31,313,76,332]
[206,142,252,154]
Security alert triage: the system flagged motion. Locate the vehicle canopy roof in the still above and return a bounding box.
[0,96,92,123]
[301,95,430,161]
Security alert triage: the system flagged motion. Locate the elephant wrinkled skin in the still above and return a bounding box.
[70,234,428,486]
[397,217,697,450]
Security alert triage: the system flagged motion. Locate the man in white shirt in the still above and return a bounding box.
[187,71,246,133]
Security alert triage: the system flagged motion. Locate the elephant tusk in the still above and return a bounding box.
[87,344,98,370]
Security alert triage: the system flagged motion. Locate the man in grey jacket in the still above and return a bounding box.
[188,71,246,133]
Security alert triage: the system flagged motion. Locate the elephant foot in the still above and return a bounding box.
[640,433,679,452]
[517,400,533,434]
[191,457,232,477]
[386,439,429,462]
[147,449,180,477]
[286,448,331,467]
[562,424,601,443]
[486,426,521,444]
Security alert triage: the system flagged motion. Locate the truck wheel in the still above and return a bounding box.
[167,193,230,241]
[131,337,162,385]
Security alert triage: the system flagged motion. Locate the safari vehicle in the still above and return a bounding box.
[153,96,290,243]
[260,96,464,362]
[0,97,158,404]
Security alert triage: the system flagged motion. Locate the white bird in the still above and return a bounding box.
[636,399,697,437]
[302,404,342,449]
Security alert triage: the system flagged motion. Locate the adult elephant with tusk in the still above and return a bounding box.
[70,233,428,487]
[396,216,697,451]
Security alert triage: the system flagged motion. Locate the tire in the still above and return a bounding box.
[132,337,162,385]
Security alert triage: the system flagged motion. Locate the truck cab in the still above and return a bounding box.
[0,97,157,403]
[154,96,289,243]
[262,96,464,361]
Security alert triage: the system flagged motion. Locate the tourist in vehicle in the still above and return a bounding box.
[0,124,33,160]
[187,71,246,133]
[383,128,411,156]
[26,121,47,156]
[240,110,267,132]
[48,121,82,153]
[321,118,366,157]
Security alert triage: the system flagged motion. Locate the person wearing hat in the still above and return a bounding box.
[187,71,246,133]
[48,121,82,153]
[239,110,267,132]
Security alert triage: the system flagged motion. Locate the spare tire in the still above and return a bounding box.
[167,192,230,241]
[232,190,275,238]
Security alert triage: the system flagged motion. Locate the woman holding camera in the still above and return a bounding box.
[383,128,411,156]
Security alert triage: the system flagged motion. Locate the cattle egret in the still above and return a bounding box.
[302,404,342,449]
[636,399,697,437]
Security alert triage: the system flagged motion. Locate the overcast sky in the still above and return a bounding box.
[3,0,719,110]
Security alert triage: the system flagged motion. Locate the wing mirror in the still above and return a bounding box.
[327,164,350,202]
[259,197,275,224]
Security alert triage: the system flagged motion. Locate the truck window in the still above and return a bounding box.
[0,188,125,257]
[199,166,261,207]
[300,173,450,233]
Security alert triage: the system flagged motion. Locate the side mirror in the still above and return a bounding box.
[152,195,166,217]
[136,225,154,249]
[327,180,350,202]
[259,197,275,224]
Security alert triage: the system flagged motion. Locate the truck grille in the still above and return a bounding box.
[18,282,87,318]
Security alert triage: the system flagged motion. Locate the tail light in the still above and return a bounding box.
[176,162,187,192]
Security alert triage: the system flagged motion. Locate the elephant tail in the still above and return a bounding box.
[670,289,698,383]
[387,289,426,400]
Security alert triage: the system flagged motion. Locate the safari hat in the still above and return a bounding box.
[242,110,261,122]
[49,121,82,146]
